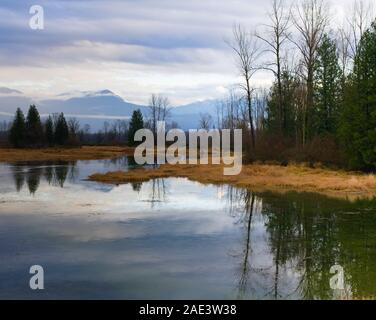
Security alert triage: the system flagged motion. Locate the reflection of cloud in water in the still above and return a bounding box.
[0,177,237,237]
[1,160,376,299]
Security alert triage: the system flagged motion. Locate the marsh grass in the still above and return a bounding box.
[89,161,376,200]
[0,146,134,162]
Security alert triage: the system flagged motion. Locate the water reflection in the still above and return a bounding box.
[102,155,142,169]
[133,178,167,208]
[10,161,78,194]
[131,182,142,192]
[11,166,25,192]
[236,190,255,299]
[1,157,376,299]
[149,179,167,206]
[7,156,140,195]
[227,188,376,299]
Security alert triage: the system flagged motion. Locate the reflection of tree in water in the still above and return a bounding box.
[147,178,167,209]
[51,161,78,187]
[228,187,376,299]
[53,163,69,187]
[236,190,255,299]
[227,187,270,299]
[103,156,140,169]
[11,161,78,194]
[127,156,138,167]
[262,192,342,299]
[104,156,129,168]
[131,182,143,192]
[43,165,54,185]
[67,161,78,183]
[10,165,25,192]
[26,166,43,195]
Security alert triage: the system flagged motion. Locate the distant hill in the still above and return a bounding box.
[169,99,220,129]
[0,87,34,115]
[0,88,220,130]
[38,90,148,117]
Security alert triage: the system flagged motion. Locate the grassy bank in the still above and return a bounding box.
[89,162,376,200]
[0,146,134,162]
[3,145,376,199]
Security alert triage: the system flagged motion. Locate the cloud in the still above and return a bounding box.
[0,0,368,104]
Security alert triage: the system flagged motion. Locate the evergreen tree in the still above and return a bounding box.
[45,116,55,146]
[54,113,69,145]
[25,105,43,147]
[9,108,26,148]
[128,109,144,145]
[314,34,342,135]
[339,21,376,170]
[266,71,299,137]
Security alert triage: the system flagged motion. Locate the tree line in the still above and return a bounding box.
[9,106,72,148]
[0,91,178,148]
[3,105,146,148]
[220,0,376,170]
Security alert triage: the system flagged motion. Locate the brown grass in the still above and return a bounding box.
[0,146,134,162]
[89,162,376,200]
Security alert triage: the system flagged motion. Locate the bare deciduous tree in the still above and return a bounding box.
[346,0,375,60]
[224,89,245,130]
[0,120,10,132]
[254,88,268,131]
[227,24,262,148]
[337,27,351,83]
[257,0,291,132]
[215,100,225,130]
[291,0,328,146]
[217,88,249,131]
[199,113,213,130]
[148,94,171,135]
[68,118,80,137]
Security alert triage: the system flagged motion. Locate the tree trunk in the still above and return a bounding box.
[246,79,256,149]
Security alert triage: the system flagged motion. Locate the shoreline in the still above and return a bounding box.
[89,162,376,200]
[1,146,376,200]
[0,146,134,162]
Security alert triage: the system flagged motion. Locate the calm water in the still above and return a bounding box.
[0,157,376,299]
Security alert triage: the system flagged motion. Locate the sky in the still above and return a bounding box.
[0,0,365,105]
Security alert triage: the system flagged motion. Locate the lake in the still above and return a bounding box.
[0,157,376,299]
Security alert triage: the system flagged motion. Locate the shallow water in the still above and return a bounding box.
[0,157,376,299]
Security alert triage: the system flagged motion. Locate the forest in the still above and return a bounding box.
[212,0,376,171]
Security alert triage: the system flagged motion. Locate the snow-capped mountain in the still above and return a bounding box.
[38,89,147,117]
[0,88,219,130]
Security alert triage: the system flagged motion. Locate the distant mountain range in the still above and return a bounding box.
[0,87,219,130]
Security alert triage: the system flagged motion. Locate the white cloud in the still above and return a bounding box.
[0,0,373,104]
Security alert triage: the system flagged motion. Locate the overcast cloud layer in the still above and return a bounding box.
[0,0,362,105]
